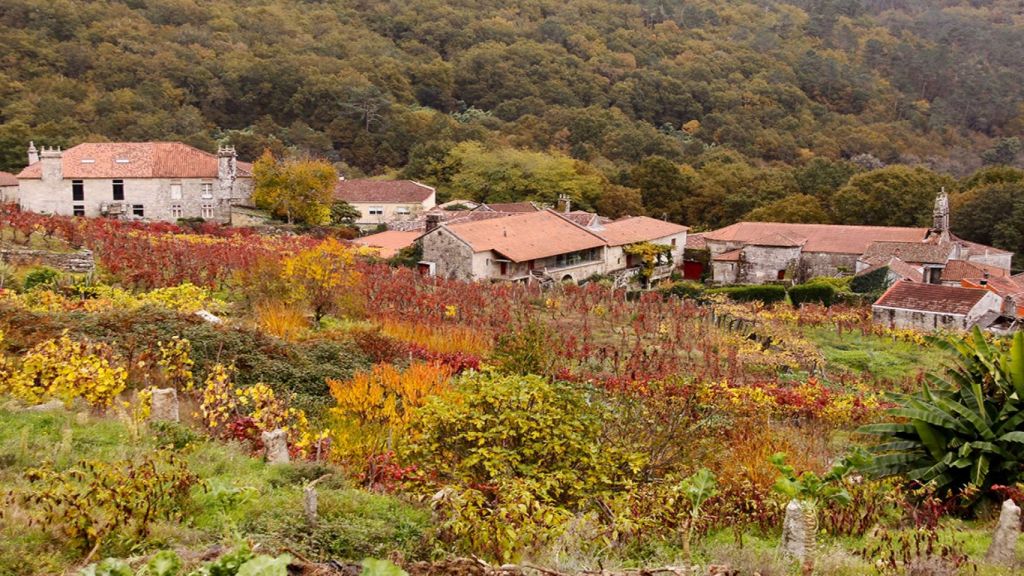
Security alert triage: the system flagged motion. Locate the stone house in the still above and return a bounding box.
[706,192,1011,284]
[420,210,608,283]
[419,210,687,285]
[0,171,17,204]
[600,216,688,275]
[334,179,436,228]
[15,142,251,223]
[872,280,1003,332]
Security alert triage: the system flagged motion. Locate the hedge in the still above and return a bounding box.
[851,266,890,294]
[789,282,837,307]
[706,284,787,304]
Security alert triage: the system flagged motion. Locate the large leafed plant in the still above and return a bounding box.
[860,328,1024,496]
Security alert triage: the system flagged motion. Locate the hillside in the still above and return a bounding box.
[2,1,1024,239]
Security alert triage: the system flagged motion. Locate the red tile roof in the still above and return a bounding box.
[874,281,991,315]
[862,241,954,265]
[859,257,924,283]
[353,230,421,259]
[686,233,706,250]
[600,216,687,246]
[953,235,1013,256]
[749,232,804,247]
[941,259,1008,283]
[334,179,435,204]
[481,202,541,213]
[440,210,606,262]
[704,222,929,254]
[961,276,1024,299]
[17,142,252,179]
[713,248,743,262]
[0,171,17,186]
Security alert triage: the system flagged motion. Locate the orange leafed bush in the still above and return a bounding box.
[255,300,308,341]
[329,361,451,428]
[378,319,491,357]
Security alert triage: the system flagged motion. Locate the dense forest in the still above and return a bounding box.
[2,0,1024,244]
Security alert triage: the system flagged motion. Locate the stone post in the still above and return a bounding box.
[261,429,290,464]
[782,499,807,561]
[986,499,1021,567]
[150,388,179,422]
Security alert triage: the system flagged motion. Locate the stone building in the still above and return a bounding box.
[0,171,17,204]
[706,191,1011,284]
[420,210,608,283]
[600,216,688,275]
[419,210,687,284]
[15,142,251,223]
[872,280,1003,332]
[334,179,436,228]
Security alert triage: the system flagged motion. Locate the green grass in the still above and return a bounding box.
[0,406,430,576]
[804,327,950,382]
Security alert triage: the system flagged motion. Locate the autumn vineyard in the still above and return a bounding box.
[0,204,1022,576]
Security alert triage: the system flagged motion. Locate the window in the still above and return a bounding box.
[112,179,124,201]
[72,180,84,201]
[201,183,213,199]
[368,206,384,216]
[777,270,786,280]
[170,183,183,201]
[171,204,183,219]
[132,204,144,217]
[73,205,85,217]
[201,204,214,219]
[395,206,411,215]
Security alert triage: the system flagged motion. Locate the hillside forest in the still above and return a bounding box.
[3,0,1024,251]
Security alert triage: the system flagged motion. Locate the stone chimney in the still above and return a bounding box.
[933,187,950,239]
[558,193,572,213]
[27,141,39,165]
[425,213,441,234]
[217,146,237,197]
[40,146,63,182]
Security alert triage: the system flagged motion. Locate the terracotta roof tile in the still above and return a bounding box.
[713,248,743,262]
[749,232,804,247]
[686,233,706,250]
[874,281,991,315]
[941,259,1008,283]
[704,222,930,254]
[599,216,687,246]
[334,179,435,204]
[353,230,421,259]
[0,171,17,186]
[962,276,1024,299]
[862,241,954,265]
[480,202,541,213]
[17,142,251,179]
[387,209,519,232]
[953,235,1013,256]
[440,210,606,262]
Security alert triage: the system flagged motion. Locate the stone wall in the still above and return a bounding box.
[736,245,802,284]
[421,227,476,281]
[18,176,252,224]
[797,252,859,281]
[872,307,969,331]
[1,248,95,273]
[0,184,17,205]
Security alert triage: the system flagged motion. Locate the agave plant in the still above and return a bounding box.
[860,328,1024,496]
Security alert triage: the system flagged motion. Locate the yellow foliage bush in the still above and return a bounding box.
[255,300,308,341]
[157,336,194,391]
[2,331,127,408]
[328,362,451,462]
[378,319,491,356]
[282,238,362,321]
[1,282,223,314]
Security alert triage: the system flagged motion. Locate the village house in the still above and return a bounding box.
[706,192,1011,284]
[334,179,436,228]
[0,171,17,204]
[418,209,687,284]
[420,210,608,283]
[872,280,1003,332]
[15,142,251,223]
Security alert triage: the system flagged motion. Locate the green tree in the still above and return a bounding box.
[251,151,337,225]
[951,182,1024,257]
[446,141,604,208]
[831,166,954,227]
[595,184,644,219]
[629,156,694,223]
[744,194,831,224]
